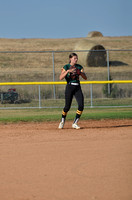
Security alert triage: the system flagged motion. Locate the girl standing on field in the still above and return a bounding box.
[58,53,87,129]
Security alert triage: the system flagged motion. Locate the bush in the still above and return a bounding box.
[102,76,126,98]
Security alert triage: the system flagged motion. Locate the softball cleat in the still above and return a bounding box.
[72,123,80,129]
[58,121,64,129]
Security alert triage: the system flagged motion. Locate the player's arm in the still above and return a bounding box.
[80,68,87,80]
[59,68,76,80]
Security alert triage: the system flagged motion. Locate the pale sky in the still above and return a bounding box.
[0,0,131,39]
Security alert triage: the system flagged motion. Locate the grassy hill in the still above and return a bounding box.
[0,36,132,81]
[0,36,132,51]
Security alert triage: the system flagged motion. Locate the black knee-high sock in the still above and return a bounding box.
[73,110,83,124]
[61,110,67,123]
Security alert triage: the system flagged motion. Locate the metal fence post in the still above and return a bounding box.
[38,85,41,108]
[107,50,110,95]
[90,84,93,108]
[52,51,56,99]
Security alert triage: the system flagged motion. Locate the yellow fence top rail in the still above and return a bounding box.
[0,80,132,86]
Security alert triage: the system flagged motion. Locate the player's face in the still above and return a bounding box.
[70,56,78,65]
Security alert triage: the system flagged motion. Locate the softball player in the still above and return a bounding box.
[58,53,87,129]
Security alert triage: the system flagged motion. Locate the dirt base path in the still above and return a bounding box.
[0,119,132,200]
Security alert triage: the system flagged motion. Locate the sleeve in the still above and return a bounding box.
[63,65,68,71]
[78,64,84,72]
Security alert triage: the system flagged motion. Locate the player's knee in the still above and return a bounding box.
[64,107,70,113]
[78,105,84,111]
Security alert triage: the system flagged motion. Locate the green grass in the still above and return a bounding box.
[0,107,132,123]
[0,97,131,108]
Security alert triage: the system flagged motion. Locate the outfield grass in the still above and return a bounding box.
[0,107,132,123]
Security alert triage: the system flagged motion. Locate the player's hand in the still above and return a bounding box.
[68,68,76,73]
[76,68,81,75]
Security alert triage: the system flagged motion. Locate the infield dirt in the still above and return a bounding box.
[0,119,132,200]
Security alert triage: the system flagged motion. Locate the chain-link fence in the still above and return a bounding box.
[0,50,132,109]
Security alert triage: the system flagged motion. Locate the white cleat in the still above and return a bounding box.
[58,122,64,129]
[72,123,80,129]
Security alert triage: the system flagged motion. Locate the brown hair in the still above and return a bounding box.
[69,52,78,59]
[69,53,78,63]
